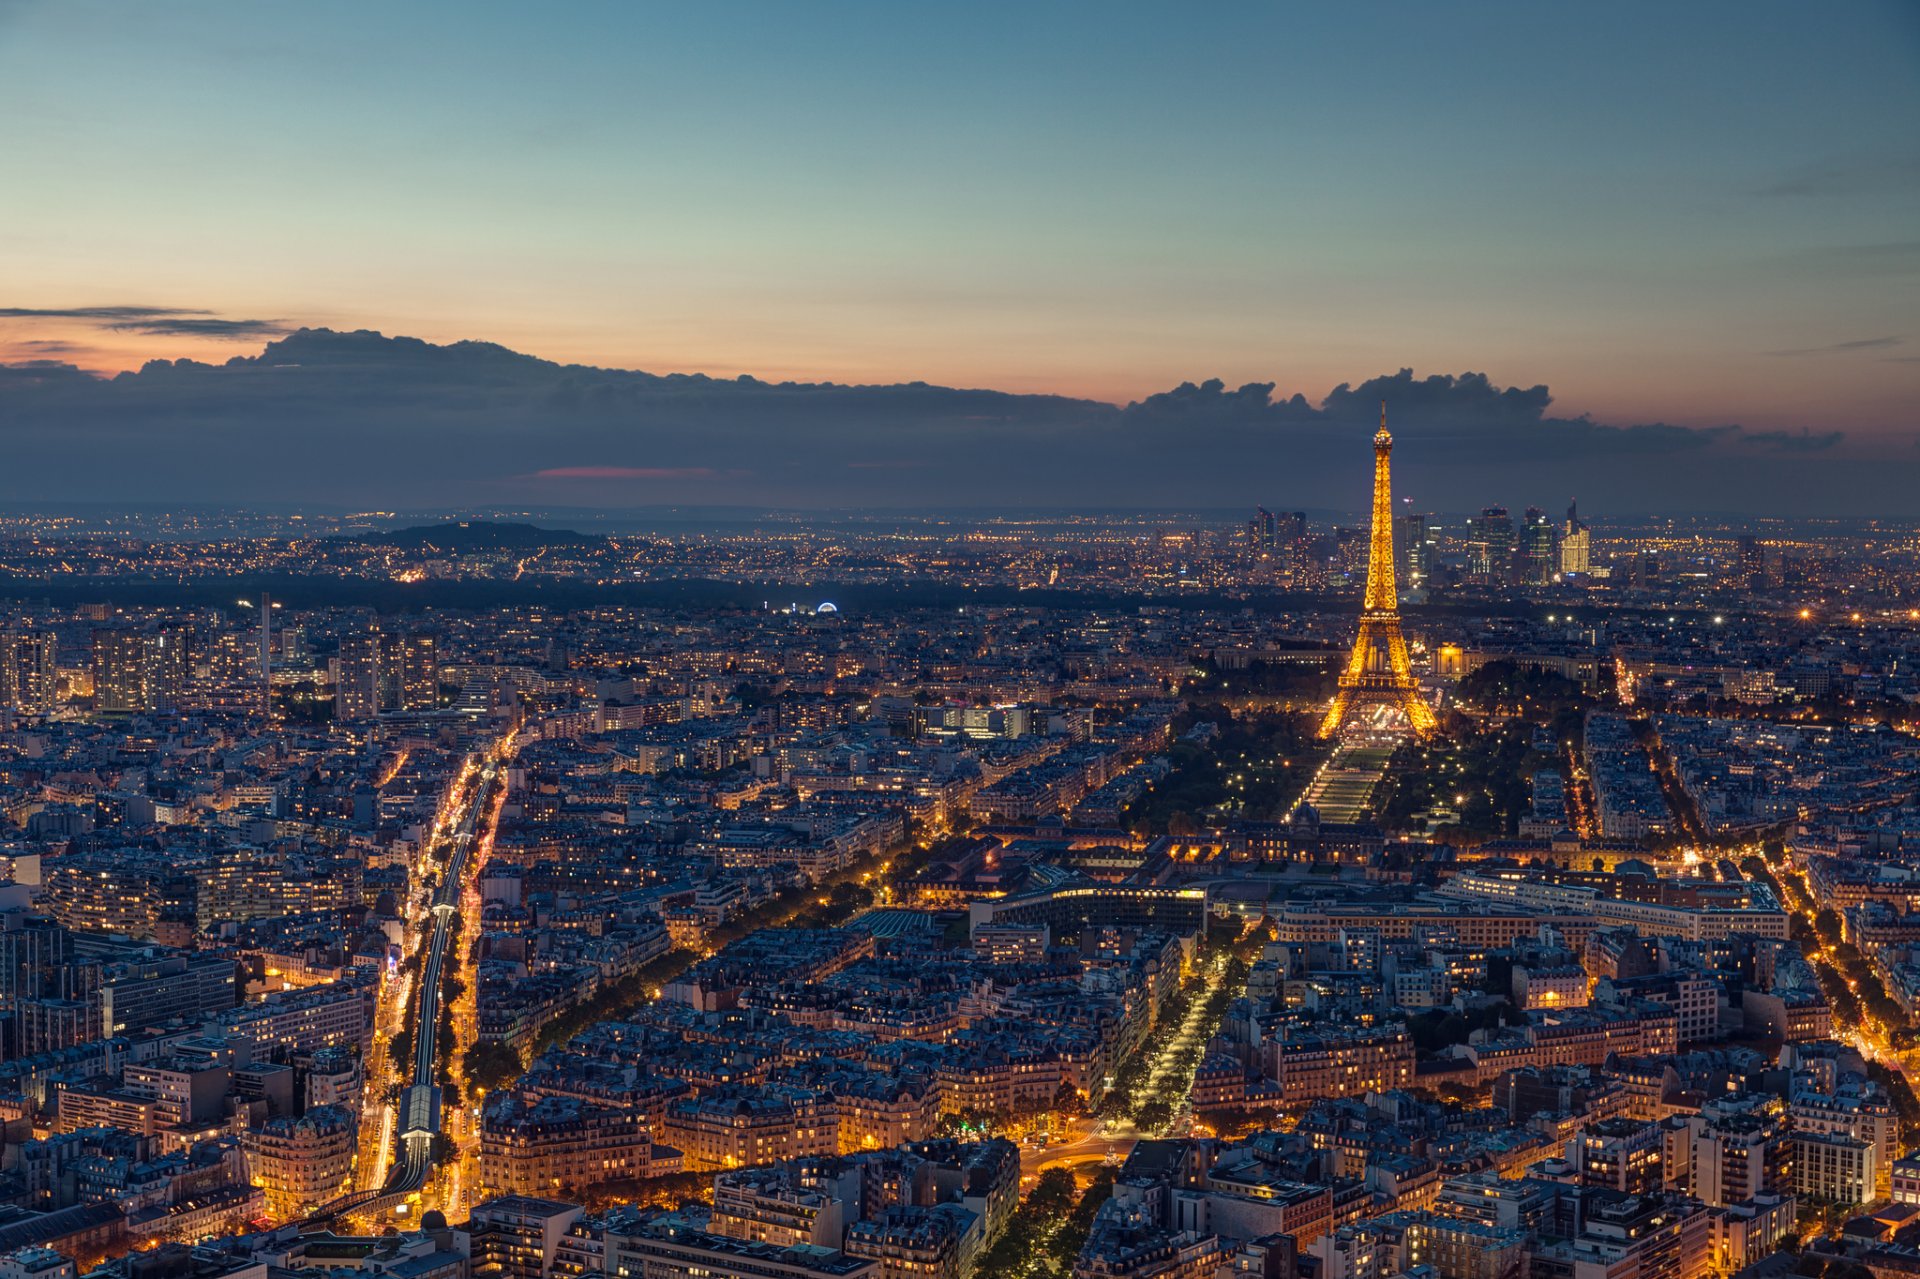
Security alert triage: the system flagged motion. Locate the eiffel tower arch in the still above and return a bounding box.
[1319,408,1438,739]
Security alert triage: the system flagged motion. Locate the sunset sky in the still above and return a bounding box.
[1,1,1916,510]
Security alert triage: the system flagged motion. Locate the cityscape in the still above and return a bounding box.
[2,5,1917,1279]
[0,421,1901,1279]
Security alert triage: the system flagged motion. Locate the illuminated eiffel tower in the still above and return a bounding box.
[1319,406,1439,739]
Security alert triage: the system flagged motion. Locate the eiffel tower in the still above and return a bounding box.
[1319,406,1438,739]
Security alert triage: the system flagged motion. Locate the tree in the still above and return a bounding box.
[1026,1168,1077,1219]
[463,1042,525,1094]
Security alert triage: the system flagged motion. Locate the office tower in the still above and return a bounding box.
[1247,506,1278,555]
[1467,507,1515,581]
[1321,407,1438,738]
[1278,510,1309,572]
[0,631,57,714]
[1396,511,1432,588]
[92,628,187,715]
[1520,507,1557,585]
[1559,500,1591,575]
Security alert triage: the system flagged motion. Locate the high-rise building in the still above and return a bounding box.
[335,630,385,722]
[1278,510,1310,573]
[1396,512,1433,589]
[1334,526,1369,577]
[1520,507,1558,585]
[259,595,274,722]
[1735,536,1773,590]
[1560,500,1591,575]
[398,634,439,710]
[0,631,57,714]
[1248,506,1278,555]
[91,628,188,715]
[336,626,441,721]
[1467,508,1514,581]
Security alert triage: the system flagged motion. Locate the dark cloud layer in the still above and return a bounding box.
[1766,335,1903,357]
[0,305,288,339]
[109,317,290,339]
[0,328,1889,515]
[1758,156,1920,199]
[0,306,203,321]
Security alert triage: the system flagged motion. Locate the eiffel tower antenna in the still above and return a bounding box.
[1319,406,1438,738]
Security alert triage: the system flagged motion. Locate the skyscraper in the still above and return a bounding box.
[1520,506,1557,585]
[1467,507,1514,581]
[1247,506,1278,555]
[1395,510,1433,589]
[1278,510,1309,573]
[1559,499,1591,575]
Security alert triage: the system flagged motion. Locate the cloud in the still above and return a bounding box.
[0,328,1882,515]
[531,466,721,480]
[110,317,290,339]
[1739,429,1846,452]
[0,305,289,339]
[1114,369,1756,461]
[1784,242,1920,276]
[0,360,96,384]
[8,339,89,354]
[1758,157,1920,198]
[1765,335,1902,357]
[0,306,208,321]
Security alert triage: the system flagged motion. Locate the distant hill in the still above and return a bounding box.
[347,521,604,551]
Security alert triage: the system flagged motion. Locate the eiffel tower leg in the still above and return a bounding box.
[1385,630,1416,683]
[1383,631,1434,733]
[1318,687,1354,739]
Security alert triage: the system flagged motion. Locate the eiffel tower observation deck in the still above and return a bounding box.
[1319,406,1439,739]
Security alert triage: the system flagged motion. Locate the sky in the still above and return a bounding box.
[0,1,1917,512]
